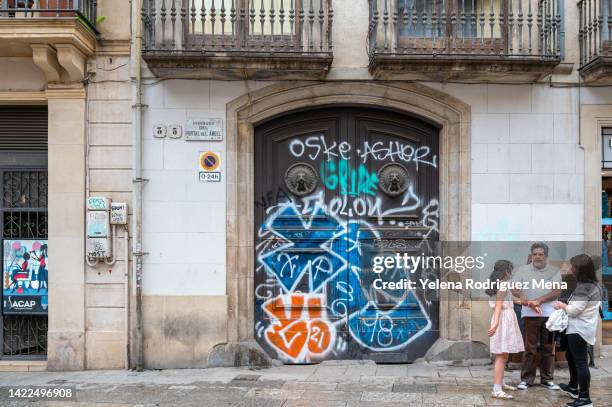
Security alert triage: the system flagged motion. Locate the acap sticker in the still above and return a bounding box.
[199,152,221,171]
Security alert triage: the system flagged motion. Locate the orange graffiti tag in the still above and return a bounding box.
[263,294,335,362]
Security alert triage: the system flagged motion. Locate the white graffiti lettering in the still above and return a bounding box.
[288,136,438,168]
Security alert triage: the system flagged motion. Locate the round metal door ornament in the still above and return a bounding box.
[284,163,318,196]
[377,163,409,197]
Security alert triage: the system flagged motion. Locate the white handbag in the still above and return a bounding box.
[545,308,568,332]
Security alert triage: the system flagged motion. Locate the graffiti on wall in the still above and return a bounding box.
[256,125,439,363]
[2,240,48,314]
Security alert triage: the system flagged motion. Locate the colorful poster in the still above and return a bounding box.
[2,240,48,314]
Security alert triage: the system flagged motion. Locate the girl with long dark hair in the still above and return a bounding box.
[486,260,525,400]
[554,254,602,407]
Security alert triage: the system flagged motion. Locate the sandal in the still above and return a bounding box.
[492,390,514,400]
[503,384,516,391]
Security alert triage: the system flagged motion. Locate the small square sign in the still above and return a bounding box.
[199,172,221,182]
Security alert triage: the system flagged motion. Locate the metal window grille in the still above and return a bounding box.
[1,170,48,356]
[0,107,48,357]
[2,315,47,356]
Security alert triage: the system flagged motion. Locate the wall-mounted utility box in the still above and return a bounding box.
[87,238,111,259]
[87,196,112,259]
[110,202,128,225]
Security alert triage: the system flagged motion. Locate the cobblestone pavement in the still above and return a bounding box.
[1,348,612,406]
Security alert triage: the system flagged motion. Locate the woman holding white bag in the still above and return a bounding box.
[553,254,602,407]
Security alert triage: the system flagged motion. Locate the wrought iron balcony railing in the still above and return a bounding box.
[579,0,612,82]
[368,0,562,81]
[141,0,333,79]
[0,0,97,32]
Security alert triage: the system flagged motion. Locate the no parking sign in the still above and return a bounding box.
[199,152,221,182]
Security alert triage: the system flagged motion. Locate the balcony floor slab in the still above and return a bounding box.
[369,54,561,83]
[142,51,333,81]
[579,56,612,84]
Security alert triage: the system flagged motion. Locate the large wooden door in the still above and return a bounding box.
[254,107,439,363]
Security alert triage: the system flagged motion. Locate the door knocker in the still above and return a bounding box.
[377,163,409,197]
[284,163,318,196]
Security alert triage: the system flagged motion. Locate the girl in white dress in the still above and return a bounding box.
[487,260,526,400]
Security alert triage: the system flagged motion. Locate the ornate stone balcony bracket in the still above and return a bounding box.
[30,43,87,84]
[56,44,87,83]
[30,44,63,83]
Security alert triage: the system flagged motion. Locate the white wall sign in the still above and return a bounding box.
[185,118,223,141]
[199,172,221,182]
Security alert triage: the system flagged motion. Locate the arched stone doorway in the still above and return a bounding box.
[225,82,472,361]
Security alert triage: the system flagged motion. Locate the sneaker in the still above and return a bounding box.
[491,390,514,400]
[517,381,529,390]
[559,383,579,399]
[541,381,560,390]
[566,398,593,407]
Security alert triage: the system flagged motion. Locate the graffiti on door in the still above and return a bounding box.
[321,159,379,197]
[255,109,440,363]
[261,293,336,362]
[289,136,438,169]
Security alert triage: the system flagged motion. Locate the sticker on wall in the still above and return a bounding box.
[2,240,48,315]
[199,151,222,182]
[185,118,223,141]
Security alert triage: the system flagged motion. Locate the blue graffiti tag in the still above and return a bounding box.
[257,206,432,356]
[258,204,347,293]
[347,292,431,351]
[332,222,432,351]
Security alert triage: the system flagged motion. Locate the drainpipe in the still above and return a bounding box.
[131,0,146,371]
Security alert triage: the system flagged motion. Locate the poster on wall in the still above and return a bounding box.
[2,240,48,315]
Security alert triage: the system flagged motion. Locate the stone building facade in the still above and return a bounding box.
[0,0,611,370]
